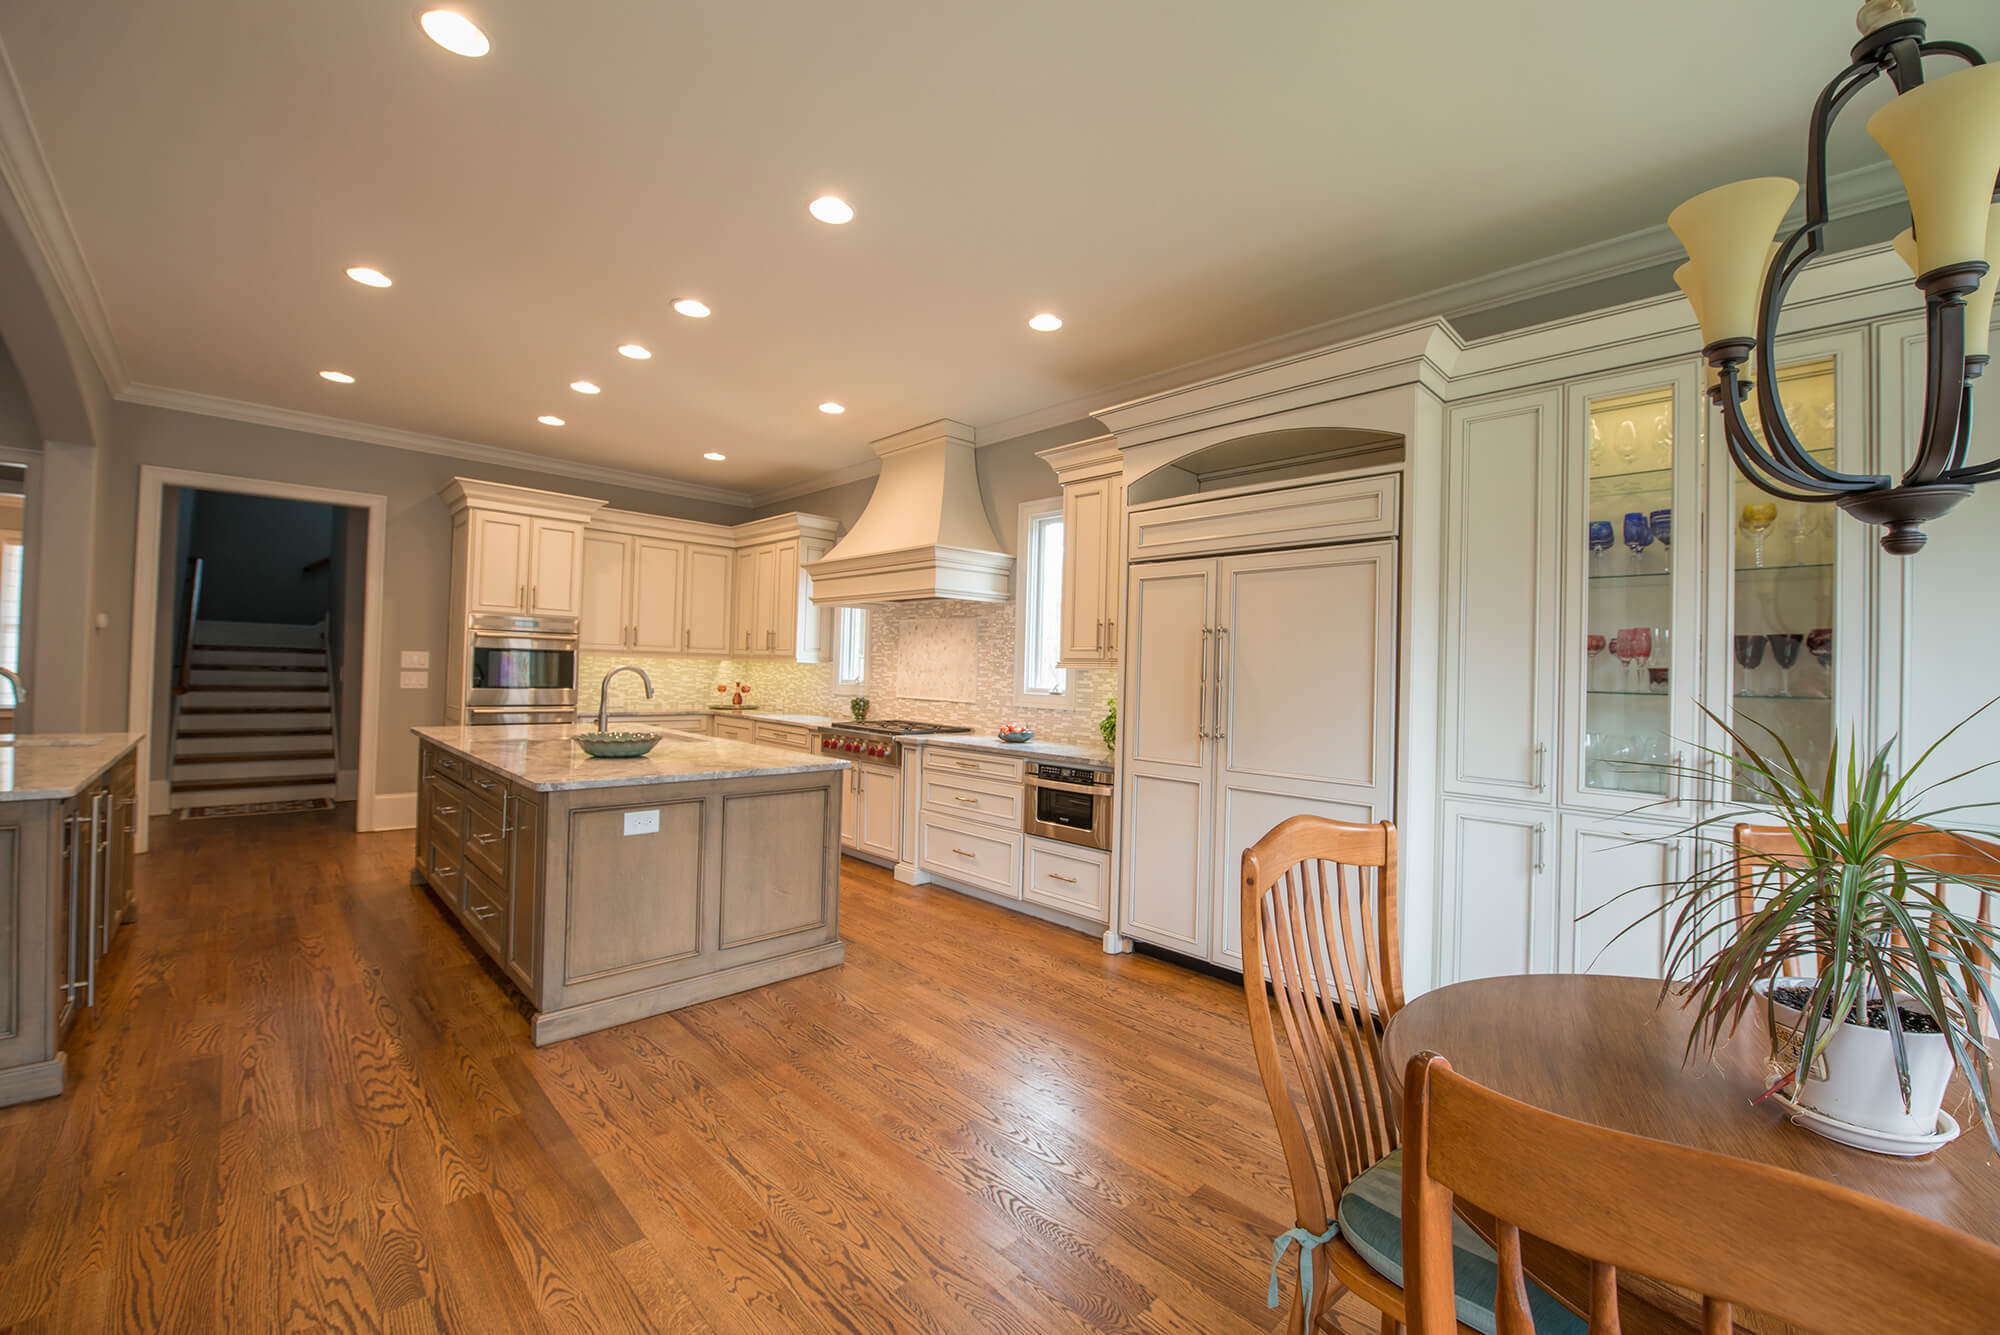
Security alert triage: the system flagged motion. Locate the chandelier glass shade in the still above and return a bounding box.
[1670,4,1999,555]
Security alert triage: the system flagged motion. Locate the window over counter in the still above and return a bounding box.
[1016,500,1069,707]
[834,606,868,694]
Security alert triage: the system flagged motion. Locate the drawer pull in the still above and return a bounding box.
[470,904,499,921]
[950,847,975,858]
[433,864,458,879]
[953,795,980,804]
[473,776,497,791]
[434,804,459,817]
[1046,872,1078,884]
[472,832,501,846]
[954,761,980,770]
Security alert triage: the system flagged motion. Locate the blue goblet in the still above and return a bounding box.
[1649,508,1672,571]
[1588,521,1613,569]
[1623,512,1654,568]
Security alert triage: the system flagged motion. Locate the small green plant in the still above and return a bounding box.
[849,696,869,722]
[1618,703,2000,1149]
[1100,697,1117,752]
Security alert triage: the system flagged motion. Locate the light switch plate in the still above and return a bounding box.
[399,669,428,690]
[400,650,430,669]
[623,809,660,837]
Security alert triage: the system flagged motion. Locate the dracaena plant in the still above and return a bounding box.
[1612,703,2000,1151]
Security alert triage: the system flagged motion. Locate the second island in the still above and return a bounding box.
[413,723,848,1044]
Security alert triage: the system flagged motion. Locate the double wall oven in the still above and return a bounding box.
[463,613,579,725]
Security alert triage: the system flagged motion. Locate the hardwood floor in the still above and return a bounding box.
[0,810,1381,1333]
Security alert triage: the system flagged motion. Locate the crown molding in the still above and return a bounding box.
[0,40,126,394]
[119,382,757,508]
[748,457,882,508]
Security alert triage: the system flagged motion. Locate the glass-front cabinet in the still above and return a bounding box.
[1702,330,1870,807]
[1561,361,1702,815]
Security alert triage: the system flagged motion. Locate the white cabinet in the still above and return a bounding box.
[1040,435,1125,667]
[580,512,739,655]
[1558,813,1683,979]
[1024,839,1109,922]
[580,531,631,650]
[467,510,531,614]
[712,716,755,743]
[684,545,734,655]
[450,488,601,620]
[1118,536,1400,969]
[729,516,837,662]
[855,767,901,863]
[629,539,684,650]
[527,519,583,617]
[1438,799,1552,982]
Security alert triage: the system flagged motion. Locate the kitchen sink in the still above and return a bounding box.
[0,736,105,747]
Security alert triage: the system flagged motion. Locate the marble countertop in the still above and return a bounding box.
[0,732,145,802]
[609,709,839,728]
[414,724,847,792]
[902,732,1116,766]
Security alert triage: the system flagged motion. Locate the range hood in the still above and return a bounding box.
[805,420,1013,604]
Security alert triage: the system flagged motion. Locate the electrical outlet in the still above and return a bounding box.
[623,809,660,837]
[400,649,430,669]
[399,669,428,690]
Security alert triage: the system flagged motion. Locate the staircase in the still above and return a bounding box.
[169,620,339,810]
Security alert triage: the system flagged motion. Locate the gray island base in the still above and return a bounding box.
[413,724,847,1045]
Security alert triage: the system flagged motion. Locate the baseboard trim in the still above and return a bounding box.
[0,1054,64,1107]
[893,860,932,886]
[369,790,417,831]
[913,874,1106,937]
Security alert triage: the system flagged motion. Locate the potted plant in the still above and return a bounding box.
[1637,707,1999,1153]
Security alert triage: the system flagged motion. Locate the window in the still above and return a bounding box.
[0,536,19,708]
[1015,500,1068,707]
[833,606,867,694]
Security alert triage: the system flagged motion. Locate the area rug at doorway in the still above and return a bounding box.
[178,797,336,820]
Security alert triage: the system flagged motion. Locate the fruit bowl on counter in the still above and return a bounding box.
[574,730,663,758]
[997,724,1035,744]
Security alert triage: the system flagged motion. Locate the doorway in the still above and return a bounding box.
[126,467,387,852]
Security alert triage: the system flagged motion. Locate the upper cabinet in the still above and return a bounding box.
[581,510,735,655]
[729,514,838,663]
[443,479,608,621]
[1038,435,1125,667]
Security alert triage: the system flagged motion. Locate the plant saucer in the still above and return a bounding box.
[1768,1091,1961,1158]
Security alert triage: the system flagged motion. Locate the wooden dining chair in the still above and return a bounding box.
[1733,821,1998,1029]
[1399,1050,2000,1334]
[1244,816,1539,1335]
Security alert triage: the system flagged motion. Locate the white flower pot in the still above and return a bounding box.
[1758,977,1954,1139]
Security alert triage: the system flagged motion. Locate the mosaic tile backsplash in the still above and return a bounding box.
[580,599,1116,747]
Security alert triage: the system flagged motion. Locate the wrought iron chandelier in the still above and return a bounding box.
[1670,0,1999,555]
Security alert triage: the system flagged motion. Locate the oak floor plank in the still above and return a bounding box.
[0,810,1392,1334]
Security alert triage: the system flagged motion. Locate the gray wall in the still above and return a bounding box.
[184,490,336,625]
[88,400,753,803]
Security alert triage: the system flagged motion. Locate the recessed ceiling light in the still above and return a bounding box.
[345,266,392,288]
[617,343,652,360]
[319,370,355,383]
[808,196,854,225]
[537,415,564,426]
[703,452,726,461]
[1028,313,1064,332]
[420,10,489,57]
[570,380,601,395]
[672,298,711,319]
[818,401,845,414]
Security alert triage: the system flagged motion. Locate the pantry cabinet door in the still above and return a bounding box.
[579,531,630,650]
[1442,389,1561,804]
[1438,799,1554,984]
[629,539,685,653]
[684,544,734,656]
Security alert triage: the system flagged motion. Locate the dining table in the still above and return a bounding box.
[1383,973,2000,1335]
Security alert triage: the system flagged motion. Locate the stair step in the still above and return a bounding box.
[189,647,325,667]
[173,749,336,765]
[185,682,331,693]
[172,757,337,783]
[192,621,323,649]
[176,727,334,740]
[170,781,336,809]
[189,668,329,688]
[181,689,330,709]
[172,773,337,795]
[174,732,334,753]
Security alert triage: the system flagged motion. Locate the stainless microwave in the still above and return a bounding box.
[464,613,578,724]
[1023,760,1113,852]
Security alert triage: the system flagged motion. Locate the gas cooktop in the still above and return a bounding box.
[833,720,973,736]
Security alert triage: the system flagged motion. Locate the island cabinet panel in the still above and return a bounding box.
[562,799,705,983]
[719,787,832,947]
[504,787,543,997]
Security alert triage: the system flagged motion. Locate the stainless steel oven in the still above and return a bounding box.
[464,614,578,724]
[1023,760,1114,852]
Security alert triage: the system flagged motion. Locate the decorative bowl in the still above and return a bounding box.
[997,728,1035,744]
[574,730,662,758]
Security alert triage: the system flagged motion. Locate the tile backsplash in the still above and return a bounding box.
[580,598,1116,747]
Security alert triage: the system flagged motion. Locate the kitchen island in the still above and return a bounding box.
[413,724,847,1045]
[0,733,142,1106]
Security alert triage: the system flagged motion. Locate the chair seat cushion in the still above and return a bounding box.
[1337,1150,1586,1335]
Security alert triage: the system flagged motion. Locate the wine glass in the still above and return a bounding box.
[1622,512,1654,571]
[1589,420,1606,471]
[1653,412,1674,455]
[1586,633,1606,689]
[1648,508,1672,572]
[1621,626,1652,687]
[1786,504,1820,564]
[1616,419,1639,466]
[1733,633,1767,695]
[1807,627,1834,696]
[1739,502,1778,568]
[1588,520,1613,570]
[1766,633,1804,697]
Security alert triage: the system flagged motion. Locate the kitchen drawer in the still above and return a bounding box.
[917,814,1022,899]
[713,716,756,743]
[461,765,508,812]
[923,747,1024,783]
[428,749,468,783]
[462,793,507,881]
[752,721,813,751]
[631,713,710,735]
[461,859,507,956]
[424,839,463,908]
[1024,838,1109,922]
[920,771,1023,830]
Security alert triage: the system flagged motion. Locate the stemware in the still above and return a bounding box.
[1739,501,1778,568]
[1616,419,1639,466]
[1807,627,1834,697]
[1653,412,1674,456]
[1648,508,1672,571]
[1589,420,1606,471]
[1766,633,1804,697]
[1620,626,1653,687]
[1588,521,1613,569]
[1622,512,1654,570]
[1786,504,1820,564]
[1733,633,1767,695]
[1586,633,1606,688]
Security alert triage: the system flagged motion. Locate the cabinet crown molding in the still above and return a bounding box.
[441,477,609,522]
[732,511,842,546]
[589,507,736,546]
[1036,434,1121,481]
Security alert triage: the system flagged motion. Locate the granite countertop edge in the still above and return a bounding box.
[0,732,147,803]
[413,724,848,792]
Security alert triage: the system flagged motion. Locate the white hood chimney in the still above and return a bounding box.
[805,420,1013,604]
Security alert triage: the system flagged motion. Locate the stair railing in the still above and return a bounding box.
[174,557,204,697]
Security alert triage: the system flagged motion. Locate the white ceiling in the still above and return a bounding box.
[2,0,1995,497]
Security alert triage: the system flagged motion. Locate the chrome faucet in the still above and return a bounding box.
[0,667,25,711]
[596,665,652,733]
